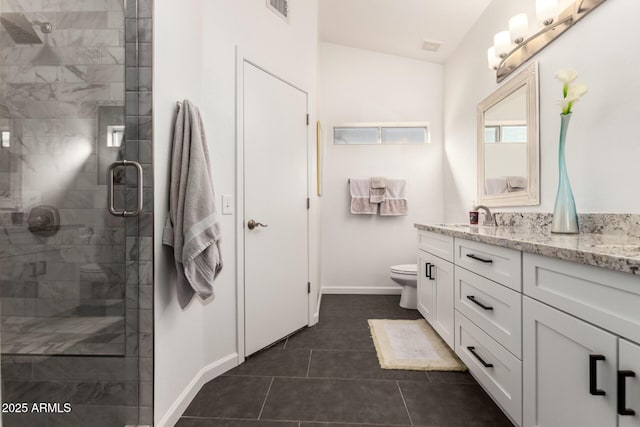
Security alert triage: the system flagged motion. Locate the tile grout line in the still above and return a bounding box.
[257,376,275,420]
[396,380,414,426]
[305,349,313,377]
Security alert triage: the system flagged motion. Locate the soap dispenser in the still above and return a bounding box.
[469,200,479,225]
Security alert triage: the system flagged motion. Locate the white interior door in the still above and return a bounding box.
[243,61,309,356]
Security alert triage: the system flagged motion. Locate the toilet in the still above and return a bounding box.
[389,264,418,309]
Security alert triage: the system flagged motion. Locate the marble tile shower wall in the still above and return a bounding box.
[0,0,153,425]
[0,0,127,320]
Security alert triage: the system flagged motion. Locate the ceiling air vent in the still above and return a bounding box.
[421,40,443,52]
[267,0,289,22]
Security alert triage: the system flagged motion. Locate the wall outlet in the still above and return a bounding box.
[222,194,233,215]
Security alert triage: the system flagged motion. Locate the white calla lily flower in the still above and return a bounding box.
[555,69,577,84]
[557,69,587,114]
[566,83,588,101]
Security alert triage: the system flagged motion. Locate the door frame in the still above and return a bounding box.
[235,48,312,363]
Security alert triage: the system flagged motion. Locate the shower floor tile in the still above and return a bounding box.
[177,295,514,426]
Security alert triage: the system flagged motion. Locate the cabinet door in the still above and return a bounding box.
[431,256,454,349]
[523,296,617,427]
[619,339,640,427]
[417,251,435,322]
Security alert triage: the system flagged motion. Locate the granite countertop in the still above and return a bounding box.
[415,213,640,276]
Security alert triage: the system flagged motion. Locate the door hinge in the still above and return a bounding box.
[306,114,309,126]
[307,282,311,294]
[307,198,310,209]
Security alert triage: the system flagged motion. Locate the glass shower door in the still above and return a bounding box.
[0,0,147,425]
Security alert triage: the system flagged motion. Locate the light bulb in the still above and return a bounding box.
[536,0,559,26]
[509,13,529,44]
[494,30,512,58]
[487,47,500,70]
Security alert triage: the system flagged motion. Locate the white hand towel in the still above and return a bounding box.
[484,177,508,195]
[350,179,377,214]
[506,175,526,191]
[370,176,387,203]
[380,179,408,216]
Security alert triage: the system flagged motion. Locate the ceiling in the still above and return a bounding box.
[318,0,493,63]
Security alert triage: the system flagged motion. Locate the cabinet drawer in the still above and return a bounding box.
[418,230,454,262]
[455,266,522,358]
[455,311,522,426]
[455,238,521,291]
[523,253,640,345]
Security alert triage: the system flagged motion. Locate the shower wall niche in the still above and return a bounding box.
[0,0,153,425]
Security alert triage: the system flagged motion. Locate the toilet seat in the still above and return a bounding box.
[390,264,417,275]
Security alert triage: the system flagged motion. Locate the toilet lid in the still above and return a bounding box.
[390,264,417,275]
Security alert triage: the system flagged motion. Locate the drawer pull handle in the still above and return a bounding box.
[425,262,431,279]
[466,253,493,263]
[589,354,606,396]
[428,264,435,281]
[467,346,494,368]
[467,295,493,311]
[618,370,636,416]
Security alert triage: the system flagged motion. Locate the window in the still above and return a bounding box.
[484,123,527,143]
[333,122,430,145]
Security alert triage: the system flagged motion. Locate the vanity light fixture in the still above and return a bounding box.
[487,0,608,82]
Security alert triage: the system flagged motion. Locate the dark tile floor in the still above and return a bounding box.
[177,295,514,427]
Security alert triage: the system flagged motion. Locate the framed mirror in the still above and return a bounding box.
[477,62,539,207]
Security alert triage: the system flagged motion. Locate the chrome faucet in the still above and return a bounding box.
[474,205,497,226]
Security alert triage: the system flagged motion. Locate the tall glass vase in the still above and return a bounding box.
[551,113,579,233]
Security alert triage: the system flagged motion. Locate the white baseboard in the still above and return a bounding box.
[156,353,238,427]
[321,286,402,295]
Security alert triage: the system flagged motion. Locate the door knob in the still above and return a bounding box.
[247,219,268,230]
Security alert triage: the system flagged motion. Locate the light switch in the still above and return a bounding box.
[221,194,233,215]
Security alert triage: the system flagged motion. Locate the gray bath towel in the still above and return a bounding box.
[162,100,222,308]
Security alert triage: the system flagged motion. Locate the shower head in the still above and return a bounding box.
[0,13,44,44]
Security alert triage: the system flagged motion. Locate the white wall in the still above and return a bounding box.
[444,0,640,222]
[154,1,210,425]
[318,43,443,293]
[154,1,319,425]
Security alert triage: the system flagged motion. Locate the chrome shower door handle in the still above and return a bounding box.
[108,160,144,217]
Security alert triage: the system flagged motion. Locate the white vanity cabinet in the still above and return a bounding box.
[522,253,640,427]
[452,239,523,426]
[415,226,640,427]
[523,296,617,427]
[619,339,640,427]
[417,231,455,349]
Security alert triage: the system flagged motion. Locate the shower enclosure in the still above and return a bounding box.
[0,0,153,425]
